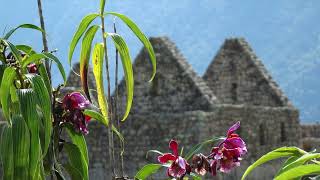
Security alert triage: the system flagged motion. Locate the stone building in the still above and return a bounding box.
[0,37,318,179]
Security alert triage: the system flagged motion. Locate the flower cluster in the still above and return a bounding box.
[158,122,246,179]
[61,92,92,134]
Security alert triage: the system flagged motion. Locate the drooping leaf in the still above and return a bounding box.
[25,74,52,156]
[275,156,300,176]
[42,52,67,83]
[106,33,133,121]
[241,147,306,180]
[92,43,109,125]
[0,124,14,180]
[185,137,225,160]
[105,12,157,81]
[65,125,89,165]
[0,66,16,123]
[64,142,88,180]
[12,115,30,179]
[277,153,320,178]
[146,150,164,159]
[135,164,163,180]
[275,164,320,180]
[4,24,43,40]
[68,13,99,65]
[83,109,124,142]
[17,89,41,179]
[15,44,36,55]
[80,25,100,102]
[3,40,22,61]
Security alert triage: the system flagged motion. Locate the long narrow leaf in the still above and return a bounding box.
[92,43,109,125]
[275,164,320,180]
[80,25,100,102]
[12,115,30,179]
[65,125,89,165]
[241,147,306,180]
[64,142,88,180]
[0,67,16,123]
[68,13,99,65]
[42,52,67,83]
[4,24,43,40]
[17,89,41,179]
[15,44,36,55]
[105,12,157,81]
[0,124,14,180]
[3,40,22,61]
[106,33,133,121]
[135,164,163,180]
[25,74,52,156]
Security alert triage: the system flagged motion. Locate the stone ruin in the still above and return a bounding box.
[0,37,319,179]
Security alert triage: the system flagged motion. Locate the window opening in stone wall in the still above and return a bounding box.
[150,75,160,96]
[281,122,286,142]
[259,124,265,145]
[231,83,238,102]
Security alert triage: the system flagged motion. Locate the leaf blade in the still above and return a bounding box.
[4,24,43,40]
[135,164,163,180]
[105,12,157,81]
[0,67,16,123]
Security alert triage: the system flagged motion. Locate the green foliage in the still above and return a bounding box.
[241,146,320,180]
[0,124,14,180]
[68,13,99,65]
[4,24,43,40]
[106,33,134,121]
[105,12,157,81]
[80,25,100,102]
[135,164,163,180]
[0,67,16,123]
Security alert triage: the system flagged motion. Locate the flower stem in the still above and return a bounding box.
[100,13,116,177]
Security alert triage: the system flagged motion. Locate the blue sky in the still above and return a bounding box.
[1,0,320,122]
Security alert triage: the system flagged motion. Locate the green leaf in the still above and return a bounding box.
[64,142,88,180]
[0,66,16,123]
[92,43,109,125]
[3,40,22,61]
[275,164,320,180]
[185,137,225,160]
[83,109,124,142]
[4,24,43,40]
[105,12,157,81]
[37,63,51,97]
[277,153,320,178]
[63,163,83,180]
[12,115,30,179]
[42,52,67,83]
[241,147,306,180]
[146,150,164,159]
[106,33,133,122]
[65,125,89,165]
[190,172,202,180]
[68,13,99,65]
[275,156,300,176]
[135,164,163,180]
[0,64,7,86]
[15,44,36,55]
[0,124,14,180]
[25,74,52,156]
[17,89,41,179]
[80,25,100,102]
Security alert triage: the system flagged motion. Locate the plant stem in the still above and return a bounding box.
[100,14,116,177]
[36,0,51,83]
[113,20,125,178]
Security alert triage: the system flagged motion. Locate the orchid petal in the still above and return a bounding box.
[169,139,179,156]
[227,121,240,137]
[158,153,176,164]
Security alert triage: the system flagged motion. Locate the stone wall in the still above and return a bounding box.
[84,105,300,179]
[203,38,292,107]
